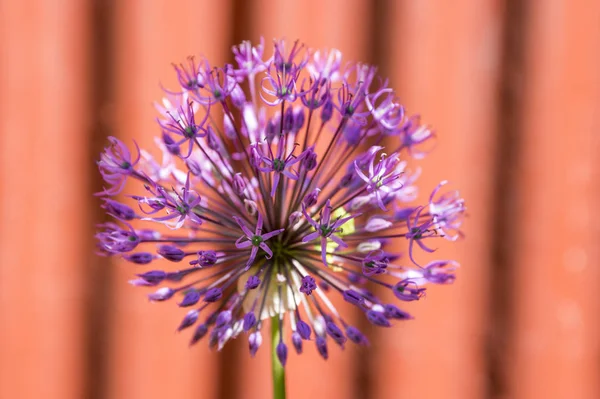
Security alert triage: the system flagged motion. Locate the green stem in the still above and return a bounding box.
[271,316,286,399]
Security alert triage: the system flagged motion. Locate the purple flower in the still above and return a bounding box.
[393,280,426,302]
[403,116,436,158]
[260,68,299,105]
[189,250,217,267]
[307,49,342,84]
[354,148,404,210]
[95,38,465,364]
[190,60,236,105]
[273,39,308,74]
[158,100,209,159]
[231,38,268,81]
[366,87,405,131]
[299,275,317,295]
[301,199,358,266]
[138,172,203,229]
[233,213,284,270]
[362,250,389,276]
[101,198,136,221]
[96,137,140,196]
[335,77,371,124]
[172,57,204,91]
[391,260,459,286]
[405,206,439,265]
[429,181,466,241]
[96,222,139,254]
[251,139,304,197]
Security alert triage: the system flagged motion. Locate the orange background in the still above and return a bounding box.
[1,1,599,398]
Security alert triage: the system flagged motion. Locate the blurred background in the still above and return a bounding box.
[0,0,598,398]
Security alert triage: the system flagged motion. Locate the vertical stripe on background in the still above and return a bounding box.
[106,1,231,398]
[485,0,527,396]
[0,1,91,399]
[371,1,502,398]
[85,1,116,398]
[510,1,600,398]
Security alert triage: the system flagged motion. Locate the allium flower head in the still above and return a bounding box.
[96,38,465,364]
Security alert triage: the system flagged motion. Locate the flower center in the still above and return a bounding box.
[251,235,263,246]
[176,204,188,215]
[278,87,289,97]
[184,126,196,138]
[410,227,423,239]
[319,225,334,236]
[273,158,285,172]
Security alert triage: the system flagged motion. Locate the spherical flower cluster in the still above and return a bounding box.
[96,38,465,366]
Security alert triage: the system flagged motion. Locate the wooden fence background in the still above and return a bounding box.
[1,0,599,398]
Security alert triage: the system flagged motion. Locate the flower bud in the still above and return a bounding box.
[157,245,186,262]
[302,148,317,170]
[302,188,320,207]
[233,173,246,195]
[276,341,288,366]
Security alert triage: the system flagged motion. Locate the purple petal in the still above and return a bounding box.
[261,228,284,241]
[301,231,320,243]
[259,242,273,258]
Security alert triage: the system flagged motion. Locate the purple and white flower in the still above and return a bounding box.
[95,38,465,365]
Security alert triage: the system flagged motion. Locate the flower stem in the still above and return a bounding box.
[271,316,286,399]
